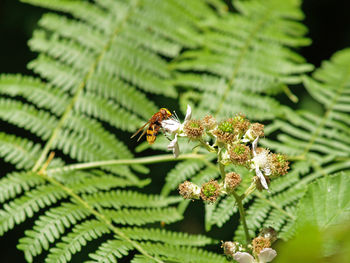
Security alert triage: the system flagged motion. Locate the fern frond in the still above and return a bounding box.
[63,113,133,159]
[234,198,270,242]
[0,184,67,235]
[75,93,142,132]
[120,227,214,246]
[17,203,90,261]
[172,0,312,119]
[130,255,155,263]
[207,196,238,229]
[161,159,207,196]
[140,242,228,263]
[0,75,69,115]
[83,190,181,209]
[0,0,328,262]
[0,133,41,169]
[45,219,110,263]
[249,48,350,241]
[0,172,45,202]
[0,98,56,140]
[87,239,133,263]
[106,207,182,226]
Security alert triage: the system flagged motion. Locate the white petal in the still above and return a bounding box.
[252,136,259,157]
[258,248,277,262]
[167,134,180,158]
[256,165,269,190]
[184,105,192,122]
[233,252,255,263]
[167,134,178,148]
[162,119,180,133]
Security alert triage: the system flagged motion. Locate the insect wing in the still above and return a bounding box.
[130,121,150,139]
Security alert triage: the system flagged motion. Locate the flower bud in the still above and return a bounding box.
[214,115,250,144]
[202,115,217,130]
[231,114,250,138]
[200,180,221,203]
[184,119,204,139]
[252,236,271,255]
[229,144,251,166]
[224,172,242,193]
[269,153,289,177]
[214,120,236,143]
[178,181,201,200]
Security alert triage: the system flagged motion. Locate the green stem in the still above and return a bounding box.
[47,153,206,174]
[39,171,164,263]
[240,182,256,200]
[199,138,217,153]
[217,150,250,246]
[217,147,226,180]
[232,191,251,246]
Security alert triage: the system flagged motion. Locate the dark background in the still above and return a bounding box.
[0,0,350,262]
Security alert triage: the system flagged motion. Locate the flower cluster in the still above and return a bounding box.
[161,105,289,193]
[159,106,289,262]
[222,228,278,263]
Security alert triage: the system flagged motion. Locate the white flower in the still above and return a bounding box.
[258,248,277,262]
[162,105,192,158]
[233,252,255,263]
[251,137,271,190]
[167,134,180,158]
[162,105,192,134]
[233,248,277,263]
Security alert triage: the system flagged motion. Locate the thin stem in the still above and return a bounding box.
[240,182,256,200]
[38,171,164,263]
[232,191,250,245]
[199,138,217,153]
[47,153,207,174]
[217,150,250,245]
[217,147,226,180]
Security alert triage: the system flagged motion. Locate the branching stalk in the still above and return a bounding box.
[217,150,251,246]
[47,153,207,174]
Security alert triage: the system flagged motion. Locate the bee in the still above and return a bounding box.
[131,108,172,144]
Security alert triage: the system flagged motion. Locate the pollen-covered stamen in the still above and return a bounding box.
[224,172,242,193]
[229,144,251,165]
[252,148,271,172]
[200,180,221,203]
[252,236,271,255]
[269,153,289,177]
[214,120,236,143]
[184,119,204,139]
[202,115,217,130]
[214,115,250,143]
[231,114,250,138]
[178,181,201,200]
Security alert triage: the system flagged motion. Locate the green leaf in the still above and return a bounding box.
[296,172,350,230]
